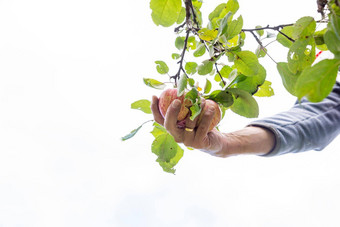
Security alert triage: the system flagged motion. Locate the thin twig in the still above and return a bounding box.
[174,22,186,33]
[214,63,226,87]
[243,24,295,42]
[172,29,191,85]
[249,30,277,64]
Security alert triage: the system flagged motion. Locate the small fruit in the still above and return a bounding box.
[158,88,221,131]
[158,88,191,121]
[198,99,221,131]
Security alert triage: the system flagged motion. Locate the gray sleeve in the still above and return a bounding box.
[249,81,340,157]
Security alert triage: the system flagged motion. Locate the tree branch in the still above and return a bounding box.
[242,24,295,42]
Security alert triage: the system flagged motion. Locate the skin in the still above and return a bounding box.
[151,95,276,157]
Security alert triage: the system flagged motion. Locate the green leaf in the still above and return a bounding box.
[225,0,239,15]
[209,68,216,76]
[131,99,152,114]
[254,81,274,97]
[218,12,233,37]
[324,28,340,56]
[185,62,198,75]
[277,26,294,48]
[189,103,201,121]
[192,5,203,27]
[185,87,199,103]
[214,73,222,82]
[330,14,340,40]
[121,125,143,141]
[227,69,238,83]
[229,88,259,118]
[287,37,316,74]
[255,26,264,36]
[187,36,197,50]
[225,15,243,40]
[234,51,260,76]
[198,28,218,41]
[295,59,340,102]
[235,64,266,94]
[150,0,182,27]
[219,65,233,78]
[122,120,152,141]
[276,62,300,96]
[208,3,227,24]
[175,36,185,50]
[188,78,195,87]
[193,43,206,57]
[185,88,202,120]
[198,60,214,75]
[292,16,316,40]
[255,45,267,58]
[176,7,186,24]
[172,53,181,60]
[314,28,327,45]
[152,132,184,174]
[151,122,167,138]
[143,78,166,90]
[177,74,187,96]
[314,28,328,51]
[220,106,227,120]
[208,0,239,29]
[204,79,212,94]
[206,90,234,108]
[192,0,202,10]
[155,61,169,74]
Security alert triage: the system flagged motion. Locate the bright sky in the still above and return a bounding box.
[0,0,340,226]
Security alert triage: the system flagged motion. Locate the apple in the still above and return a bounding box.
[158,88,191,122]
[158,88,221,131]
[197,99,221,131]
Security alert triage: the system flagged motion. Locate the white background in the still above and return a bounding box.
[0,0,340,226]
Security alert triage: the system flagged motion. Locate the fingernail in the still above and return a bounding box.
[208,106,215,113]
[172,99,181,108]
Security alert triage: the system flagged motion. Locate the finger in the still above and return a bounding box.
[164,99,184,142]
[195,106,215,141]
[183,100,205,147]
[182,117,196,147]
[151,96,164,125]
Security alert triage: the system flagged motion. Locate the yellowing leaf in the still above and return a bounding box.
[254,81,274,97]
[198,28,218,41]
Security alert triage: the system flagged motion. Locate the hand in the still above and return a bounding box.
[151,95,228,157]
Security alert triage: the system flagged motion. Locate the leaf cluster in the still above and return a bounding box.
[277,1,340,102]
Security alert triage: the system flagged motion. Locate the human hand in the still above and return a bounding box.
[151,95,229,157]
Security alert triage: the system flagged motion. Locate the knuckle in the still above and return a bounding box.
[174,137,183,143]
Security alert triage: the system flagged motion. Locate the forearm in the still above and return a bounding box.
[218,126,276,157]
